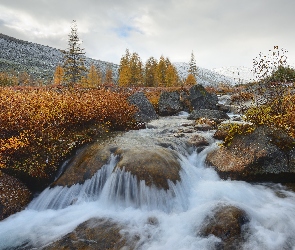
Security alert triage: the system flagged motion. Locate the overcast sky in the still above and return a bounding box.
[0,0,294,69]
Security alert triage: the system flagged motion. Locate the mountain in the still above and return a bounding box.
[174,62,238,86]
[0,33,119,82]
[212,66,255,84]
[0,33,244,86]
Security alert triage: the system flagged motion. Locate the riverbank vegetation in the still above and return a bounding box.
[0,86,140,189]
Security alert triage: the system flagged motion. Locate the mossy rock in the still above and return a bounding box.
[0,171,31,221]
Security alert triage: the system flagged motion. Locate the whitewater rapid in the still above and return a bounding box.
[0,114,295,250]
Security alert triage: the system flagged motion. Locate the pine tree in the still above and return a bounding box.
[63,20,86,87]
[144,57,158,87]
[53,65,64,85]
[189,51,198,78]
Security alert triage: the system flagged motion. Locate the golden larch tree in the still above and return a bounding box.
[53,65,65,85]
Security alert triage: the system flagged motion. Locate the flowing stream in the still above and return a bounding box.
[1,114,295,249]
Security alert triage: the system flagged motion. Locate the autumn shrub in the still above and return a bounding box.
[0,86,139,189]
[222,123,256,147]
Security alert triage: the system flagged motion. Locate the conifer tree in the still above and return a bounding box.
[185,73,197,86]
[144,57,158,87]
[63,20,86,87]
[53,65,64,85]
[87,64,101,87]
[118,49,131,87]
[157,55,167,86]
[165,64,179,87]
[104,66,113,86]
[130,52,143,86]
[189,51,198,78]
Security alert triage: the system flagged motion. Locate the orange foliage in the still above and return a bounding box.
[0,86,139,179]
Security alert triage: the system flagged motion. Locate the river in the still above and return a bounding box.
[0,113,295,249]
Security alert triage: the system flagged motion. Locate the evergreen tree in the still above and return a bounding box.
[53,65,64,85]
[144,57,158,87]
[188,51,198,78]
[63,20,86,87]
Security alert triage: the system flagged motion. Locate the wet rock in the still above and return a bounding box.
[115,147,181,190]
[199,205,249,249]
[188,109,230,122]
[213,123,232,141]
[43,218,137,250]
[187,134,209,148]
[0,171,31,221]
[158,91,183,116]
[53,143,114,187]
[218,95,232,106]
[206,126,295,182]
[128,92,158,123]
[189,84,219,110]
[216,103,231,113]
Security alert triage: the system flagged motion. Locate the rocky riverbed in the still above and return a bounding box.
[1,113,295,250]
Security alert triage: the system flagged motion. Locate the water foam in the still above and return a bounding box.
[1,116,295,250]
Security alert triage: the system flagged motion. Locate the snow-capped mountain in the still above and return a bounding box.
[174,62,238,86]
[212,66,255,84]
[0,33,248,86]
[0,33,119,82]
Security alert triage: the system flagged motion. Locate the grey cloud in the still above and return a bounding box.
[0,0,295,68]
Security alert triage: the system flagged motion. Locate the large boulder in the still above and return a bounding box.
[54,140,181,191]
[128,92,158,123]
[188,109,230,122]
[158,91,183,116]
[43,218,138,250]
[115,147,181,190]
[0,171,31,221]
[189,84,219,110]
[199,205,249,249]
[206,126,295,182]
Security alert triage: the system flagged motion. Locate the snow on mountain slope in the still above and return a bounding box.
[0,33,119,82]
[0,33,245,86]
[174,62,238,86]
[212,66,255,84]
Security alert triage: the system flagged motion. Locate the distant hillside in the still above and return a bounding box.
[212,66,255,84]
[0,33,242,86]
[174,62,238,86]
[0,33,119,82]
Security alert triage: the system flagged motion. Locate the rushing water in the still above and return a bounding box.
[1,114,295,250]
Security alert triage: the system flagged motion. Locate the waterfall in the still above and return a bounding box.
[1,115,295,250]
[29,154,190,213]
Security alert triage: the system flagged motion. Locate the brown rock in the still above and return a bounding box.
[53,143,115,187]
[206,126,295,182]
[115,147,181,190]
[0,171,31,221]
[199,205,249,249]
[187,134,209,148]
[43,218,138,250]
